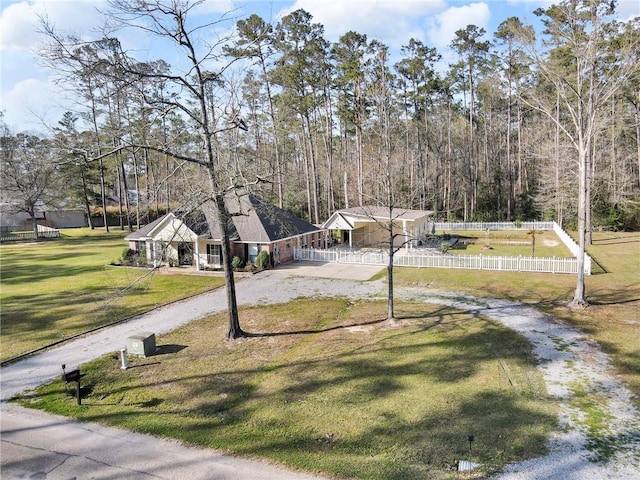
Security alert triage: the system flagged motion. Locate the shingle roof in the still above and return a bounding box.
[224,193,320,242]
[124,215,166,240]
[337,206,432,221]
[126,193,320,244]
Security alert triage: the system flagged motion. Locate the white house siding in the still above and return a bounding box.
[155,217,198,243]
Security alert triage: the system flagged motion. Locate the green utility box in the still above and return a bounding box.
[126,332,157,357]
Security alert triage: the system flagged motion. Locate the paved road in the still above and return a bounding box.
[1,403,323,480]
[1,266,384,480]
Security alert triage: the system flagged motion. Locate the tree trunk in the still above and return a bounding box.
[31,212,39,240]
[99,158,109,233]
[572,145,588,306]
[213,192,245,339]
[80,165,94,229]
[387,221,395,321]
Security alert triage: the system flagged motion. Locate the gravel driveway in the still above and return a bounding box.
[399,288,640,480]
[2,267,639,479]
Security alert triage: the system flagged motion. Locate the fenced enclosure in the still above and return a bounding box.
[0,225,60,242]
[295,222,591,275]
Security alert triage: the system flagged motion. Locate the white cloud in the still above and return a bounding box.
[426,2,491,50]
[1,0,107,52]
[614,0,640,21]
[0,77,67,132]
[277,0,445,48]
[0,1,42,51]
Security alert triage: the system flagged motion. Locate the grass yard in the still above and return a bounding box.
[4,227,637,478]
[445,230,574,258]
[391,231,640,406]
[18,298,555,480]
[0,228,224,362]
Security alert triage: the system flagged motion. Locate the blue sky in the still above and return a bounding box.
[1,0,638,134]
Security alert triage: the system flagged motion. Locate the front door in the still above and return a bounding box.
[177,242,193,265]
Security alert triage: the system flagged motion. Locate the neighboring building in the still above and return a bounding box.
[125,193,326,269]
[0,204,87,229]
[322,206,434,249]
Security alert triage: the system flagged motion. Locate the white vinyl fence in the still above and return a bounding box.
[295,221,591,275]
[433,221,554,231]
[295,248,584,274]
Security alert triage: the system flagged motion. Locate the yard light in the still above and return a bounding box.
[468,433,474,452]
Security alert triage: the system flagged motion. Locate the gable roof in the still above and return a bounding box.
[126,193,321,244]
[226,193,320,242]
[124,215,167,240]
[322,206,433,229]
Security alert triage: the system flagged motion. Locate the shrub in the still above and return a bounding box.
[231,256,244,270]
[255,250,270,269]
[606,206,625,232]
[438,242,450,254]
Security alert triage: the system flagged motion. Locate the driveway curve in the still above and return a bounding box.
[2,266,639,480]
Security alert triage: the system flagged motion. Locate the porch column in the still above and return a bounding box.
[403,220,408,251]
[194,239,200,271]
[152,242,157,267]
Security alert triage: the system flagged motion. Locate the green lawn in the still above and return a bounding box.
[4,227,637,479]
[391,231,640,406]
[446,230,574,258]
[18,298,555,480]
[0,228,225,362]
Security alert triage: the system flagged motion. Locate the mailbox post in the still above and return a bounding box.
[61,364,85,405]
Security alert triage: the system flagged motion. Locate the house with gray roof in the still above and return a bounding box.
[125,193,326,270]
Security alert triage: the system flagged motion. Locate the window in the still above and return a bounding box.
[207,244,221,266]
[248,243,259,263]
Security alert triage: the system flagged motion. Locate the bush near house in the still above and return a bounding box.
[255,250,270,269]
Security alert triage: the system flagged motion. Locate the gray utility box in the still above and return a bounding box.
[126,332,157,357]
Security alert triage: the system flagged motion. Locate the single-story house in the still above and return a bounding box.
[322,206,434,249]
[125,193,327,270]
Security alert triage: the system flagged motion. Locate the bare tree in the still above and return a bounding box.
[511,0,639,306]
[1,121,59,239]
[101,0,260,338]
[40,0,258,338]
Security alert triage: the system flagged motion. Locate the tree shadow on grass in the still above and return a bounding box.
[244,317,388,337]
[243,304,465,338]
[13,305,556,479]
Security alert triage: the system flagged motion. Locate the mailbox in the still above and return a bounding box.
[62,369,83,383]
[61,365,85,405]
